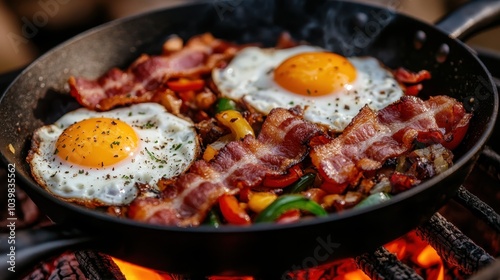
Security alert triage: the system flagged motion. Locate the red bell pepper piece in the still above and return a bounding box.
[390,172,421,193]
[167,79,205,92]
[263,164,303,188]
[394,68,431,84]
[320,181,348,195]
[442,121,469,150]
[276,209,301,224]
[405,84,423,96]
[177,90,196,103]
[239,187,252,203]
[218,194,250,225]
[436,105,471,151]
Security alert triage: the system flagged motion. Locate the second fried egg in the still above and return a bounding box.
[212,45,404,131]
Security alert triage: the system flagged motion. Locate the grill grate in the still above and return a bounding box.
[74,251,126,280]
[454,180,500,233]
[355,247,424,280]
[416,213,495,275]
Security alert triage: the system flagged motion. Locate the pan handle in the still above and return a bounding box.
[436,0,500,40]
[0,224,94,280]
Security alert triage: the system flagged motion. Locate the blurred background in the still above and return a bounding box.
[0,0,499,74]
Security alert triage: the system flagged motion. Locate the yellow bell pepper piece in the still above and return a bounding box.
[215,110,255,140]
[248,192,278,213]
[203,145,219,162]
[202,134,233,162]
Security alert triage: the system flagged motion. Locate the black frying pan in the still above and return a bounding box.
[0,0,499,278]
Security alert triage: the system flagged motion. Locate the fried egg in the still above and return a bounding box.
[27,103,199,207]
[212,45,404,131]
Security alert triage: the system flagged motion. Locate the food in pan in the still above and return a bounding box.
[27,33,471,227]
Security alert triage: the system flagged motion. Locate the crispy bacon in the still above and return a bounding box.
[128,108,321,226]
[393,68,431,96]
[69,33,238,111]
[310,95,471,192]
[394,68,431,84]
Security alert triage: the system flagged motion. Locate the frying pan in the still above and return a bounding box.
[0,0,498,278]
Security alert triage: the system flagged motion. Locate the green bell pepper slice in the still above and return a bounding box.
[255,194,327,223]
[354,192,391,209]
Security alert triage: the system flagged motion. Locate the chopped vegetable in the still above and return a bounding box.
[276,209,301,224]
[205,209,221,228]
[167,78,205,92]
[263,164,303,188]
[248,192,277,213]
[287,172,316,193]
[441,121,469,150]
[216,110,254,140]
[219,194,251,225]
[354,192,391,209]
[370,178,392,194]
[405,84,423,96]
[215,97,237,113]
[162,35,183,53]
[177,90,196,103]
[195,90,217,110]
[255,194,327,223]
[390,172,421,193]
[203,145,219,162]
[202,134,233,162]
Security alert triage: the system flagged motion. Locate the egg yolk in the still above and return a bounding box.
[56,118,138,168]
[274,52,357,96]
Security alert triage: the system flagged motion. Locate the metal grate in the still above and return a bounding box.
[416,213,494,275]
[356,247,424,280]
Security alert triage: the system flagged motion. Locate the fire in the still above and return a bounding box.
[416,245,441,268]
[111,258,165,280]
[111,258,256,280]
[384,231,446,280]
[343,270,371,280]
[111,231,453,280]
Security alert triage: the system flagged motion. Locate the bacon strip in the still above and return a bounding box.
[69,33,237,111]
[310,95,471,192]
[393,68,432,96]
[393,68,431,84]
[128,108,321,227]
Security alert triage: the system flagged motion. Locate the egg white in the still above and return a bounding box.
[28,103,199,206]
[212,46,405,131]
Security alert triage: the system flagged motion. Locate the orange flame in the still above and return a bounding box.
[416,245,441,268]
[343,269,371,280]
[384,231,445,280]
[111,257,165,280]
